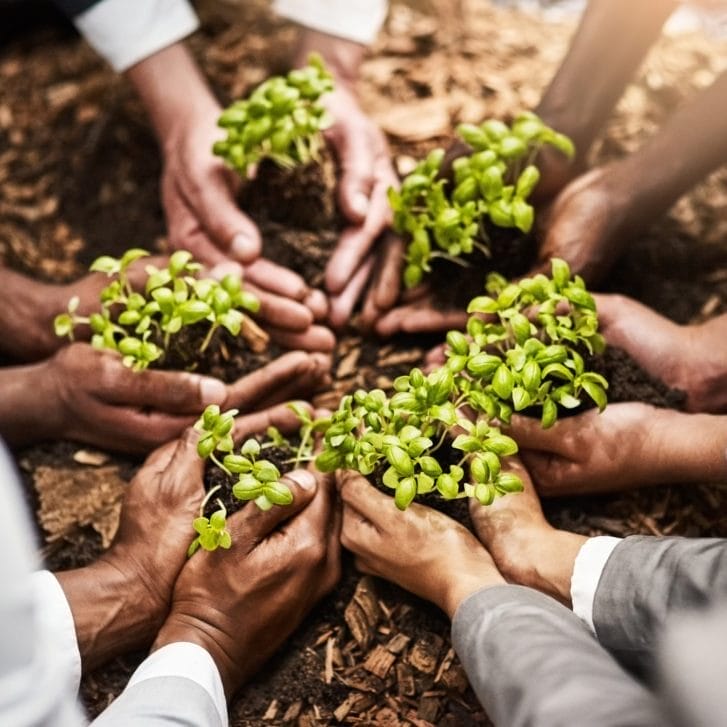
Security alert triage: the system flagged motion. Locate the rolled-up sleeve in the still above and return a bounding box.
[54,0,200,72]
[273,0,388,45]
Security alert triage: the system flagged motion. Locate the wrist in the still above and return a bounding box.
[125,42,219,146]
[56,556,163,671]
[440,556,506,620]
[680,321,727,413]
[154,612,241,697]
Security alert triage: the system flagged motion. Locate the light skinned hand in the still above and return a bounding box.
[338,471,505,619]
[35,344,329,453]
[153,467,341,696]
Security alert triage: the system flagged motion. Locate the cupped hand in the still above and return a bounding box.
[153,467,341,696]
[594,293,727,413]
[338,471,504,619]
[323,86,399,326]
[42,344,330,453]
[507,402,672,495]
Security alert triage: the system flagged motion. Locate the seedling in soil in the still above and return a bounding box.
[187,486,232,556]
[196,404,293,516]
[213,53,334,177]
[54,248,264,371]
[298,259,607,510]
[388,112,575,288]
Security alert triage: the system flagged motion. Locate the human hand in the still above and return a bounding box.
[594,293,727,413]
[35,344,329,453]
[338,471,504,619]
[508,402,727,495]
[322,85,399,327]
[153,467,341,696]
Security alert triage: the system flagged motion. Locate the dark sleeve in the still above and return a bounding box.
[452,584,665,727]
[593,535,727,672]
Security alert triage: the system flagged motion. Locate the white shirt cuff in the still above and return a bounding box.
[273,0,388,45]
[74,0,200,72]
[32,571,83,695]
[570,536,621,634]
[127,642,227,727]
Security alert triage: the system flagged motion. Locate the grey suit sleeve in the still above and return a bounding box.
[592,536,727,670]
[452,584,664,727]
[91,677,223,727]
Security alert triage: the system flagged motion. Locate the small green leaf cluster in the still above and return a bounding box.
[312,366,523,511]
[445,258,608,429]
[196,404,293,521]
[213,53,334,177]
[299,259,608,511]
[54,248,260,371]
[187,499,232,557]
[388,112,575,288]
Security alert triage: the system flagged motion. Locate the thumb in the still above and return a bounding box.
[229,469,318,543]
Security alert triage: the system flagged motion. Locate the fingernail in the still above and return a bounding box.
[200,377,227,405]
[351,192,369,218]
[231,232,257,261]
[288,470,316,491]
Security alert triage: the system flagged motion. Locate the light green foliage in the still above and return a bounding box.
[195,404,293,522]
[388,112,575,288]
[213,53,334,177]
[187,496,232,557]
[299,259,607,511]
[447,257,608,429]
[54,248,260,371]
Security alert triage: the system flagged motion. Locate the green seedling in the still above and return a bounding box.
[54,248,261,371]
[295,258,607,511]
[213,53,334,177]
[196,405,293,515]
[388,112,575,287]
[187,486,232,556]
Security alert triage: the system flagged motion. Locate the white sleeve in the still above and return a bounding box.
[125,642,228,727]
[273,0,388,45]
[73,0,199,72]
[570,536,621,634]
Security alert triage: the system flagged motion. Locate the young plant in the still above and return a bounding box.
[447,257,608,429]
[196,404,293,516]
[213,53,334,177]
[54,248,263,371]
[388,112,575,287]
[299,258,607,511]
[187,486,232,556]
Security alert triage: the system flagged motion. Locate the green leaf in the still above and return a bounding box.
[315,449,344,473]
[241,439,261,458]
[452,434,481,453]
[254,460,281,483]
[436,473,459,499]
[511,197,534,234]
[522,360,541,390]
[541,398,558,429]
[510,312,532,344]
[446,330,469,356]
[474,483,495,506]
[382,466,400,489]
[515,165,540,198]
[386,445,414,477]
[492,364,514,399]
[484,434,518,456]
[90,255,120,275]
[264,481,293,506]
[394,477,417,510]
[419,456,442,478]
[496,472,524,493]
[467,296,499,314]
[512,387,530,412]
[551,258,571,288]
[467,353,502,379]
[581,380,608,412]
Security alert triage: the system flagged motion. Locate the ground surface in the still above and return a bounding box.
[2,1,727,725]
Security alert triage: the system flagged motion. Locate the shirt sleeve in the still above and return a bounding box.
[273,0,388,45]
[570,536,621,634]
[56,0,199,72]
[124,642,228,727]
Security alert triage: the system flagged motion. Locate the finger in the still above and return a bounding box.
[336,131,376,224]
[508,414,574,456]
[328,255,375,329]
[336,470,396,525]
[162,426,206,488]
[519,450,573,495]
[304,288,329,321]
[253,363,331,410]
[325,183,391,294]
[245,282,313,332]
[244,258,309,301]
[267,324,336,352]
[341,503,381,557]
[192,167,262,264]
[373,233,404,311]
[232,402,310,444]
[424,343,446,367]
[96,355,227,414]
[375,305,467,338]
[228,469,318,544]
[224,351,317,411]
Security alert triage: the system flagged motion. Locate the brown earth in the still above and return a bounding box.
[3,0,727,725]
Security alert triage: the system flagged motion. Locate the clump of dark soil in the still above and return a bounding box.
[243,147,343,289]
[430,223,537,309]
[155,321,281,383]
